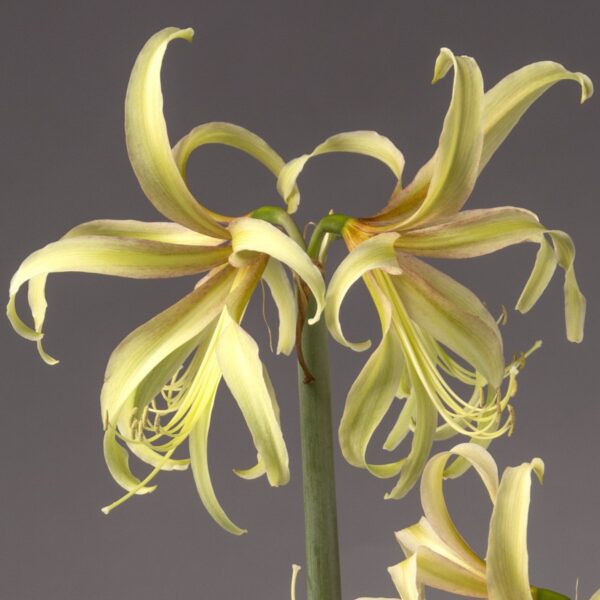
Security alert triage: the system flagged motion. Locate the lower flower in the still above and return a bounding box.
[357,443,600,600]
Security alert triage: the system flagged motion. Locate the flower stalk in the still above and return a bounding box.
[298,224,343,600]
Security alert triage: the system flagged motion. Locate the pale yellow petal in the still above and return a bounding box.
[125,27,227,238]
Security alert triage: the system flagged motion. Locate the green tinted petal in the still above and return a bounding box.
[384,376,436,499]
[173,121,299,215]
[339,298,405,475]
[395,519,487,597]
[188,353,247,536]
[325,233,401,351]
[387,554,420,600]
[7,236,230,343]
[277,131,405,211]
[262,258,297,355]
[66,219,224,245]
[393,254,504,388]
[125,28,227,238]
[486,458,544,600]
[394,207,544,258]
[516,236,557,313]
[549,231,586,342]
[216,310,289,486]
[229,217,325,324]
[103,427,157,495]
[398,49,483,227]
[100,266,235,427]
[480,61,593,172]
[420,444,499,571]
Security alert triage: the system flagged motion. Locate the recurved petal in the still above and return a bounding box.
[325,233,401,351]
[7,235,231,342]
[383,375,436,500]
[216,309,290,487]
[103,427,157,495]
[229,217,325,324]
[262,258,297,355]
[387,554,421,600]
[394,207,544,258]
[338,298,405,475]
[378,49,483,228]
[100,266,235,427]
[392,254,504,388]
[188,351,247,536]
[125,27,228,239]
[277,131,405,212]
[480,61,593,172]
[420,444,499,571]
[173,121,300,215]
[486,458,544,600]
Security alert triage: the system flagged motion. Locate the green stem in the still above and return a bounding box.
[297,294,342,600]
[250,205,306,248]
[532,587,571,600]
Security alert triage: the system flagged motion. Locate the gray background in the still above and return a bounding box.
[1,2,598,598]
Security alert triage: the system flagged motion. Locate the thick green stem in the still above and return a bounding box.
[297,294,342,600]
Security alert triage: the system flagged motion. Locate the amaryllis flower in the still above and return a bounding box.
[277,48,592,497]
[6,27,324,534]
[357,443,600,600]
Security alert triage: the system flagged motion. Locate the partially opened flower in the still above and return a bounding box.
[277,48,592,497]
[357,443,600,600]
[6,27,324,534]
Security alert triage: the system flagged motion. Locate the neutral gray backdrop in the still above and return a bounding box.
[1,2,598,599]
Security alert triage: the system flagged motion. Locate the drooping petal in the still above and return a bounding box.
[375,49,483,228]
[325,233,401,351]
[420,444,499,571]
[548,231,586,343]
[392,254,504,388]
[516,230,586,342]
[173,121,300,215]
[262,258,297,355]
[125,27,228,238]
[338,297,405,476]
[277,131,405,211]
[486,458,544,600]
[395,519,487,597]
[216,309,289,486]
[387,554,420,600]
[228,217,325,324]
[480,61,593,172]
[394,207,544,258]
[100,266,236,427]
[188,347,247,536]
[7,235,230,342]
[383,375,436,499]
[103,427,157,495]
[516,236,557,313]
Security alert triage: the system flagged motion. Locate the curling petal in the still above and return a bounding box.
[262,258,297,355]
[325,233,401,351]
[486,458,544,600]
[216,310,289,487]
[125,27,227,238]
[173,121,299,214]
[277,131,405,212]
[229,217,325,324]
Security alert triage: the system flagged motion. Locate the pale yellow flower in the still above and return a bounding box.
[357,444,600,600]
[277,48,592,497]
[7,27,323,534]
